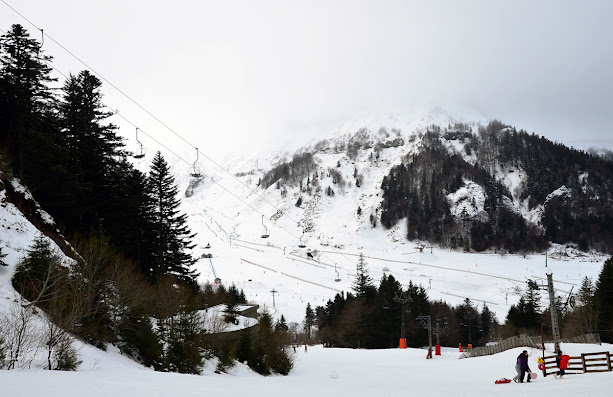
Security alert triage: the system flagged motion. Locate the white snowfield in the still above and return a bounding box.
[1,344,612,397]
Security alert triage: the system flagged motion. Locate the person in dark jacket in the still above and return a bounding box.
[553,350,565,379]
[518,350,532,383]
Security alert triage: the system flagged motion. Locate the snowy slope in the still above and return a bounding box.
[1,343,612,396]
[159,106,609,325]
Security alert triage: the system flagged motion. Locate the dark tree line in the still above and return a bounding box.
[379,122,613,253]
[505,256,613,344]
[260,152,316,189]
[313,255,498,349]
[0,24,196,284]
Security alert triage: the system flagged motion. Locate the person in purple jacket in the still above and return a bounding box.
[518,350,532,383]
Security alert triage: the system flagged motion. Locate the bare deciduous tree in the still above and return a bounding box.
[0,301,39,370]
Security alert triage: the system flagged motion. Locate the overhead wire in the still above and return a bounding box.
[0,0,365,270]
[0,3,367,281]
[4,3,592,297]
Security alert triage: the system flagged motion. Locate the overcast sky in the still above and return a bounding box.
[2,0,613,158]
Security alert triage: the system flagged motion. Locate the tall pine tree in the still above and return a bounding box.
[147,151,197,286]
[0,24,57,178]
[59,70,125,231]
[595,257,613,342]
[0,24,71,212]
[352,253,375,298]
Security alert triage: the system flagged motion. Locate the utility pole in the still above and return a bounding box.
[546,273,561,352]
[416,315,433,358]
[393,291,412,349]
[271,289,278,307]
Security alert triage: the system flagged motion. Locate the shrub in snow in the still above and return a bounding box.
[53,337,81,371]
[0,334,5,368]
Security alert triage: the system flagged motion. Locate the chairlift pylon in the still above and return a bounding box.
[191,147,202,178]
[133,127,145,159]
[334,263,341,282]
[260,215,269,238]
[298,230,306,248]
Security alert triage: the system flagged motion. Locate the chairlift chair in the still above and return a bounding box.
[260,215,270,238]
[190,147,203,178]
[334,263,341,282]
[133,128,145,159]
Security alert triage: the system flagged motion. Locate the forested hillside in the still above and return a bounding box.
[380,123,613,253]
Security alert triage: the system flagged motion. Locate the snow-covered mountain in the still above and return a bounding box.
[179,104,613,259]
[160,105,611,323]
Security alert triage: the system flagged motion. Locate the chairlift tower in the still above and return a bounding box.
[546,273,561,353]
[393,291,412,349]
[416,314,433,358]
[432,316,448,355]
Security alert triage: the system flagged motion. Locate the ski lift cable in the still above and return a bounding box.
[0,7,371,272]
[113,114,353,269]
[1,0,284,215]
[0,1,322,234]
[0,4,365,271]
[0,33,359,278]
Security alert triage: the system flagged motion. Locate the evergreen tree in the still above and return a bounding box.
[576,276,597,333]
[352,253,375,298]
[594,257,613,342]
[12,234,61,302]
[251,311,293,375]
[275,315,289,333]
[304,303,315,341]
[147,151,198,286]
[165,309,204,374]
[0,24,56,179]
[59,70,125,231]
[480,304,497,341]
[523,279,542,329]
[0,246,7,266]
[104,164,156,276]
[224,301,239,324]
[0,25,71,215]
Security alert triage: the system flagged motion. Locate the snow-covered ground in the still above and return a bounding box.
[1,343,612,397]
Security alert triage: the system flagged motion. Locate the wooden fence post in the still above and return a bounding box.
[607,352,611,372]
[582,353,587,373]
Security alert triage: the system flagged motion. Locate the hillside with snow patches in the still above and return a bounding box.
[1,106,612,395]
[151,106,610,324]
